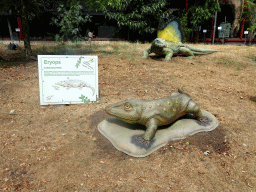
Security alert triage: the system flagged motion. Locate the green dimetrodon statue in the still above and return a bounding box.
[142,38,218,61]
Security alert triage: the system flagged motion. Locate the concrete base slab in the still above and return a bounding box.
[98,110,219,157]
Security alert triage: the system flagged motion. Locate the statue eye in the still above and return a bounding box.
[124,103,131,109]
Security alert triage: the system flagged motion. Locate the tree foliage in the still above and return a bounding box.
[0,0,122,59]
[50,0,122,41]
[0,0,42,60]
[0,0,42,19]
[104,0,221,41]
[51,0,92,42]
[104,0,173,34]
[188,0,221,26]
[87,0,122,11]
[180,13,193,42]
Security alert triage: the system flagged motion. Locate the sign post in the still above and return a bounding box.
[15,28,20,42]
[217,26,222,44]
[244,31,248,45]
[203,29,207,44]
[38,55,98,105]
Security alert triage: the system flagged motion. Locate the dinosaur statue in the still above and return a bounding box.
[142,38,218,61]
[105,89,209,145]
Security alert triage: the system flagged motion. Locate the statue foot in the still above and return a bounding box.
[131,135,155,149]
[197,116,209,124]
[137,136,151,146]
[187,56,194,59]
[141,56,147,59]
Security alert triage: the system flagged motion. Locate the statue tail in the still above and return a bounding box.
[185,45,218,55]
[178,89,191,98]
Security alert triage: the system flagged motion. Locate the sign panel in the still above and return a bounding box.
[38,55,98,105]
[218,23,231,38]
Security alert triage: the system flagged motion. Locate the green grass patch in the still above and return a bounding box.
[215,56,251,70]
[1,41,255,70]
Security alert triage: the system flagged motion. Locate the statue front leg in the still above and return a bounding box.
[163,48,173,61]
[138,118,158,146]
[142,47,151,59]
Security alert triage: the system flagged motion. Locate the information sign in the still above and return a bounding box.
[38,55,98,105]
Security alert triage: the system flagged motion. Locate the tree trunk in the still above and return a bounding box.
[224,0,244,38]
[20,0,35,61]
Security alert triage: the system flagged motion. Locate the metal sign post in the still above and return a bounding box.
[218,26,222,44]
[15,28,20,42]
[212,0,219,44]
[244,31,248,45]
[7,19,13,42]
[203,29,207,44]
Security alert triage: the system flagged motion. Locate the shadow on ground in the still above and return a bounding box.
[89,109,128,159]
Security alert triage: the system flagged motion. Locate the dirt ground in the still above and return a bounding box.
[0,41,256,191]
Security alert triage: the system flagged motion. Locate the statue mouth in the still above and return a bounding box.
[105,106,138,123]
[104,105,112,113]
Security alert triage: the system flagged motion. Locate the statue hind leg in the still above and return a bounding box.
[179,47,194,59]
[185,100,209,123]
